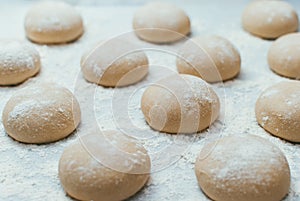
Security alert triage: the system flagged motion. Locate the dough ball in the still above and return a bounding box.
[255,81,300,142]
[133,2,190,43]
[81,39,149,87]
[0,40,40,85]
[176,35,241,82]
[268,33,300,79]
[195,135,290,201]
[242,0,299,39]
[141,74,220,134]
[25,1,84,44]
[59,130,150,201]
[2,84,81,144]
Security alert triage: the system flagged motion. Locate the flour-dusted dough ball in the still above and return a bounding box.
[25,1,84,44]
[177,35,241,82]
[242,0,299,39]
[133,2,191,43]
[141,74,220,134]
[256,81,300,142]
[268,33,300,79]
[2,84,81,144]
[59,130,151,201]
[195,135,290,201]
[81,39,149,87]
[0,40,40,85]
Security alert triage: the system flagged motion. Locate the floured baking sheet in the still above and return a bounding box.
[0,0,299,200]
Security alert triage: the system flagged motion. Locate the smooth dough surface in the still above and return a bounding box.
[25,1,84,44]
[2,84,81,144]
[177,35,241,82]
[81,39,149,87]
[141,74,220,134]
[133,2,190,43]
[268,33,300,79]
[255,81,300,142]
[59,130,150,201]
[195,135,290,201]
[0,40,40,85]
[242,0,299,39]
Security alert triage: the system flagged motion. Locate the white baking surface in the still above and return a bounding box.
[0,0,300,200]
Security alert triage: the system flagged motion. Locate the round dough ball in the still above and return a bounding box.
[255,81,300,142]
[195,135,290,201]
[242,0,299,39]
[81,39,149,87]
[141,74,220,134]
[268,33,300,79]
[59,130,150,201]
[0,40,40,85]
[25,1,84,44]
[177,35,241,82]
[133,2,191,43]
[2,84,81,144]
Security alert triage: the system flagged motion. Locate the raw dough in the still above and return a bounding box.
[133,2,190,43]
[195,135,290,201]
[81,39,149,87]
[2,84,81,144]
[141,74,220,134]
[255,81,300,142]
[268,33,300,79]
[59,130,150,201]
[24,1,84,44]
[176,35,241,82]
[0,40,40,85]
[242,0,298,39]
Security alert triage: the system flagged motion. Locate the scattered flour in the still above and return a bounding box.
[0,1,299,201]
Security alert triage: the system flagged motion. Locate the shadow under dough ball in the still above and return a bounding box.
[2,83,81,144]
[255,81,300,143]
[133,2,191,44]
[81,39,149,87]
[0,40,40,85]
[176,35,241,83]
[242,0,299,39]
[24,1,84,44]
[141,74,220,134]
[268,33,300,79]
[195,135,290,201]
[59,130,151,201]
